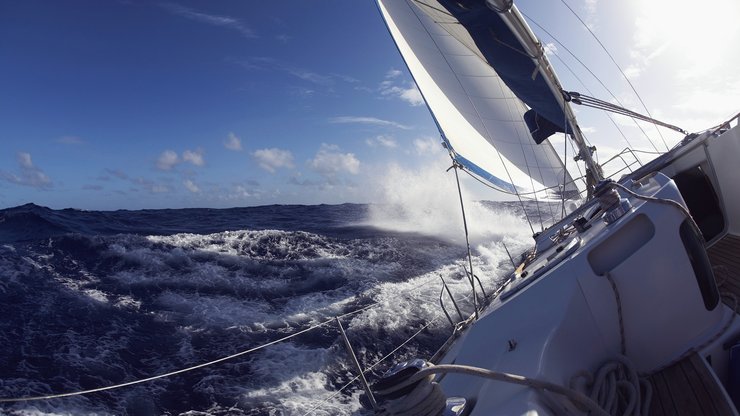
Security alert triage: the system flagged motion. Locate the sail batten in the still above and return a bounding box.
[378,0,580,200]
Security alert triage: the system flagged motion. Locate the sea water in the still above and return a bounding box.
[0,196,536,415]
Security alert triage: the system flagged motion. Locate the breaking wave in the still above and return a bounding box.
[0,202,532,415]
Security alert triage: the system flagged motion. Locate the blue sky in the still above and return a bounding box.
[1,0,738,210]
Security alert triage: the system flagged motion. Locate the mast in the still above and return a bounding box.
[487,0,603,186]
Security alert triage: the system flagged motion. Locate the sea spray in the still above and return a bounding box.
[0,202,532,415]
[366,160,531,245]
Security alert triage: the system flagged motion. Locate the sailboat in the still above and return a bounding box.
[355,0,740,414]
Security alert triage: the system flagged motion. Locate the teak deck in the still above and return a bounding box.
[647,233,740,415]
[709,234,740,306]
[648,353,735,416]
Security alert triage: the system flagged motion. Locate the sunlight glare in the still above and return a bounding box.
[632,0,738,71]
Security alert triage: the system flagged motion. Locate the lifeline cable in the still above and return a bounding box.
[299,318,438,416]
[0,302,382,403]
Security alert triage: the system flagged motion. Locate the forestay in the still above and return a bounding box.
[377,0,580,200]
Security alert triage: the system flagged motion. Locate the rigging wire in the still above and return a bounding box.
[451,164,479,318]
[557,0,670,151]
[566,92,688,134]
[520,11,659,155]
[561,111,569,219]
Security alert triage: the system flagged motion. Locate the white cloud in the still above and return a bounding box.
[160,3,256,38]
[183,179,200,193]
[623,64,642,79]
[581,126,597,134]
[233,185,253,198]
[253,148,295,173]
[309,144,360,175]
[0,152,52,188]
[412,137,440,155]
[286,68,333,86]
[224,132,242,151]
[366,135,398,149]
[379,82,424,107]
[156,150,179,171]
[183,149,205,166]
[399,87,424,106]
[157,148,205,171]
[150,184,171,194]
[329,116,411,130]
[379,70,424,106]
[543,42,557,56]
[584,0,599,30]
[386,68,403,78]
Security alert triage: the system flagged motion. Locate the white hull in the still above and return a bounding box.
[371,119,740,415]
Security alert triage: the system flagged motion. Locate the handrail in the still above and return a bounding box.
[439,275,465,327]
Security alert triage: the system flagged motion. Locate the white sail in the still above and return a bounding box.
[377,0,580,200]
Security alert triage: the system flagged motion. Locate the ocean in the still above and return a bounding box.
[0,200,536,415]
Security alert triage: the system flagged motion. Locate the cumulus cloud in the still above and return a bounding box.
[412,137,441,155]
[182,149,205,166]
[160,3,256,38]
[386,68,403,78]
[366,135,398,149]
[329,116,411,130]
[224,132,242,151]
[0,152,52,188]
[380,81,424,107]
[156,149,204,170]
[379,69,424,106]
[252,148,295,173]
[183,179,200,193]
[157,150,180,171]
[308,144,360,176]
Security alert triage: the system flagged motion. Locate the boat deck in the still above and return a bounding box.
[646,234,740,415]
[709,233,740,308]
[648,353,736,415]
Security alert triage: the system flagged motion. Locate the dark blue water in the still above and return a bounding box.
[0,202,529,415]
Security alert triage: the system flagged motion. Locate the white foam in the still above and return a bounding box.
[365,161,530,245]
[241,343,363,416]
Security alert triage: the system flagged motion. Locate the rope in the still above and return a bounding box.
[603,272,627,356]
[610,182,702,238]
[570,355,651,416]
[384,364,611,416]
[0,302,381,403]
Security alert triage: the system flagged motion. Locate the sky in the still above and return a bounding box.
[1,0,738,210]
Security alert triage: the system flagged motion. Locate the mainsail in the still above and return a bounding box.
[377,0,581,200]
